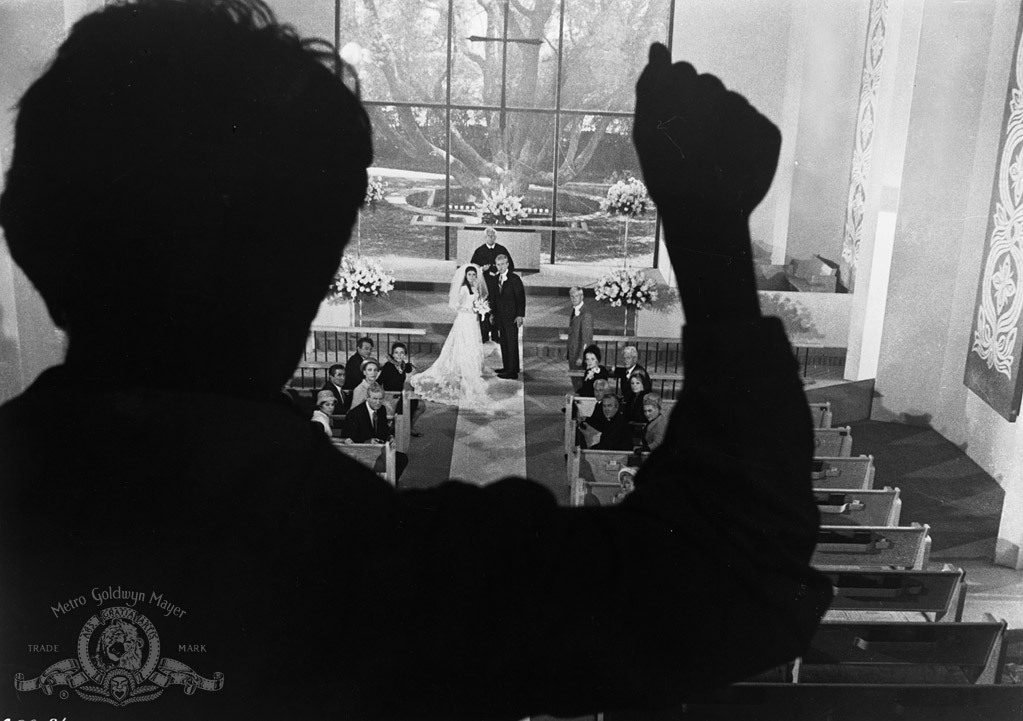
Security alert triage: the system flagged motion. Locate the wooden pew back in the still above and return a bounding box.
[331,440,397,486]
[815,486,901,527]
[813,523,931,570]
[814,426,853,457]
[808,401,833,429]
[567,447,646,507]
[797,620,1008,685]
[812,455,876,490]
[823,567,967,621]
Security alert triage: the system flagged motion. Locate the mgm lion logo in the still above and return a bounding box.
[15,606,223,707]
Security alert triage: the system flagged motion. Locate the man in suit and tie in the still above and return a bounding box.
[471,226,514,342]
[342,384,408,480]
[319,363,350,414]
[490,254,526,380]
[614,345,646,405]
[566,286,593,370]
[343,336,374,391]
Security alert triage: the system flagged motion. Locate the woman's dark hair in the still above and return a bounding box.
[630,368,653,392]
[583,344,602,363]
[390,342,407,355]
[463,266,478,292]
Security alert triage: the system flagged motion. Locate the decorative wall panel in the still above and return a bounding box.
[840,0,890,288]
[965,8,1023,422]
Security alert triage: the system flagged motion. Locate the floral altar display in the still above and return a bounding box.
[595,267,659,335]
[476,186,528,225]
[600,177,650,265]
[325,255,396,326]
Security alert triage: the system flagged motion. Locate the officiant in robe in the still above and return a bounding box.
[471,226,514,342]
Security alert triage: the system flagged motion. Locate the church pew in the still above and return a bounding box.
[814,486,901,527]
[330,439,397,486]
[567,447,647,507]
[652,683,1023,721]
[822,567,967,622]
[808,400,832,429]
[812,523,931,570]
[563,393,678,457]
[813,426,853,456]
[795,620,1009,685]
[382,390,412,453]
[811,454,875,490]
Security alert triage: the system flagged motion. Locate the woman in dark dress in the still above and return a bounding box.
[623,369,652,422]
[379,341,423,437]
[577,344,612,397]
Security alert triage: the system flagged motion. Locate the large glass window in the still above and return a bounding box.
[266,0,673,265]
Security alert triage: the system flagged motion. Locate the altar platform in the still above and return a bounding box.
[348,255,674,340]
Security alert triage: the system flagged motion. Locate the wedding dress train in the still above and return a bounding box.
[410,266,500,410]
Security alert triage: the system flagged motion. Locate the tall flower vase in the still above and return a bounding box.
[621,216,631,267]
[356,297,364,327]
[622,305,635,337]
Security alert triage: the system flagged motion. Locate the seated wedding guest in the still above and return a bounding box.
[351,358,381,408]
[380,342,423,437]
[624,369,652,423]
[614,345,646,404]
[343,336,375,390]
[638,393,668,452]
[311,390,336,437]
[578,344,612,397]
[320,363,350,414]
[342,384,408,480]
[0,6,829,715]
[580,394,633,451]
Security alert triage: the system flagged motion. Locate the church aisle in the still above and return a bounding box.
[447,339,527,485]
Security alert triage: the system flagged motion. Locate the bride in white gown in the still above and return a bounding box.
[411,263,498,409]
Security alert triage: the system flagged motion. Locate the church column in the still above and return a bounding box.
[768,0,809,265]
[843,0,925,381]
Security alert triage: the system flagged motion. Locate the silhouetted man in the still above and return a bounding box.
[0,2,829,717]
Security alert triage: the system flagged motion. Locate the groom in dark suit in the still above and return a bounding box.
[471,226,514,342]
[491,254,526,379]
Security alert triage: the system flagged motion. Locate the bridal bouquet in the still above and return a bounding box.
[472,297,491,318]
[364,175,387,205]
[600,177,650,218]
[594,268,658,309]
[328,256,395,303]
[476,187,528,225]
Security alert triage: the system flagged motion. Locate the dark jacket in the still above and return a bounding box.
[343,351,368,390]
[566,304,594,368]
[342,400,390,443]
[319,380,351,415]
[490,270,525,323]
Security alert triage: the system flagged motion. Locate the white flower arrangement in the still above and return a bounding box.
[364,176,387,205]
[328,255,395,303]
[472,297,491,318]
[600,177,650,218]
[476,186,528,225]
[594,268,658,309]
